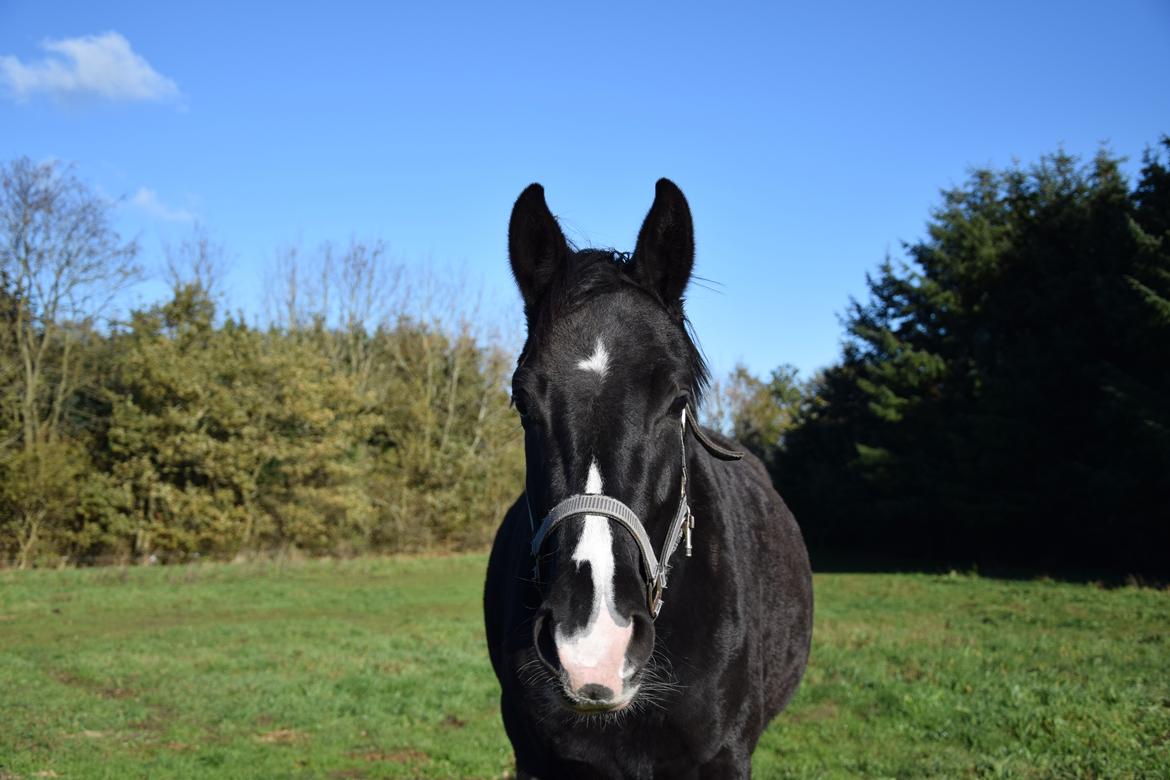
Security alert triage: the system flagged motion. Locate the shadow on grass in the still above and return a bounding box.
[807,546,1169,589]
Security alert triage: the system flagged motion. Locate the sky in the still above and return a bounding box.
[2,0,1168,380]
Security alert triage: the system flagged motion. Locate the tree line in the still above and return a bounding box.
[725,141,1170,575]
[0,157,523,567]
[4,140,1168,573]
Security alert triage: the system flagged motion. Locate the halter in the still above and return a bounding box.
[527,407,743,619]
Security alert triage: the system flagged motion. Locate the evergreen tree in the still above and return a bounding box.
[777,142,1170,573]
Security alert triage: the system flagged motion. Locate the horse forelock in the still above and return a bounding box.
[516,248,710,405]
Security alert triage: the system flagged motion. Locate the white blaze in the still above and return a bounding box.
[576,338,610,377]
[553,458,633,697]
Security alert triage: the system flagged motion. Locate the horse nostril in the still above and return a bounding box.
[577,683,613,702]
[531,610,561,674]
[625,611,655,677]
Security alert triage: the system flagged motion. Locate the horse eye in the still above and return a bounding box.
[669,393,689,416]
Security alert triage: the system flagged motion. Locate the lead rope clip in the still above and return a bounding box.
[684,509,694,557]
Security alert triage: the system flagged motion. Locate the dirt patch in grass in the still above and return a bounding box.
[791,700,840,723]
[100,685,136,699]
[255,728,309,745]
[52,670,137,700]
[69,730,108,739]
[350,748,429,764]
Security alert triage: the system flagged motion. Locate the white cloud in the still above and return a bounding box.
[129,188,196,223]
[0,32,179,103]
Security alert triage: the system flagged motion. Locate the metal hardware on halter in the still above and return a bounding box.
[526,408,743,619]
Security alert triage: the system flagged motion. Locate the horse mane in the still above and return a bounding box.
[520,247,710,404]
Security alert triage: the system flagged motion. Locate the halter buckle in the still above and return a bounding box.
[648,573,666,619]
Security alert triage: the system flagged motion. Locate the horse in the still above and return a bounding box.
[484,179,813,779]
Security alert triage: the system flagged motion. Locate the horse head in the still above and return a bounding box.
[507,179,707,713]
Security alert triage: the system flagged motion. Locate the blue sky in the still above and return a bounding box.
[2,0,1168,380]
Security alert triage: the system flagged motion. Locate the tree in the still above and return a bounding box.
[263,242,523,552]
[95,280,376,559]
[0,157,528,565]
[0,158,138,566]
[776,142,1170,573]
[363,318,523,551]
[705,363,806,469]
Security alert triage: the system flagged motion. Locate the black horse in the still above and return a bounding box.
[484,179,813,779]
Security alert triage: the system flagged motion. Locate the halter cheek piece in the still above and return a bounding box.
[527,408,743,619]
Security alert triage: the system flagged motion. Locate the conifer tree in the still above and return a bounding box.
[777,142,1170,573]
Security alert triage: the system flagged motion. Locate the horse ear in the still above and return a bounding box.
[632,178,695,306]
[509,183,569,311]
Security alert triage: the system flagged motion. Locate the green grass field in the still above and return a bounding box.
[1,555,1166,779]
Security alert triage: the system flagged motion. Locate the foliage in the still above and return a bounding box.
[1,555,1166,779]
[96,286,375,558]
[363,322,523,552]
[0,157,141,567]
[0,157,523,566]
[705,362,807,470]
[775,142,1170,572]
[6,140,1170,573]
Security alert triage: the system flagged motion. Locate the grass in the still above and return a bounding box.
[0,555,1166,779]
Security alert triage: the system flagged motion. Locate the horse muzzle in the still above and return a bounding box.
[532,607,654,712]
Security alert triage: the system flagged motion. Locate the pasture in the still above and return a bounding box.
[0,555,1166,779]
